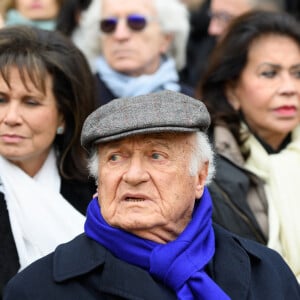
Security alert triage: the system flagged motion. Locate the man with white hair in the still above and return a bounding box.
[94,0,193,106]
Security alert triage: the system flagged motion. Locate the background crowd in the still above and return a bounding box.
[0,0,300,298]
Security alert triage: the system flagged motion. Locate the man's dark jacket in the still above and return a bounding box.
[4,224,300,300]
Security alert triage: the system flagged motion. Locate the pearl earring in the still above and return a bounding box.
[56,126,64,135]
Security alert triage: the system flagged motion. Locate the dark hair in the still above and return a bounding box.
[56,0,92,36]
[0,25,96,180]
[197,10,300,147]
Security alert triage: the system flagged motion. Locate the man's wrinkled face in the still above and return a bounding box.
[97,132,207,243]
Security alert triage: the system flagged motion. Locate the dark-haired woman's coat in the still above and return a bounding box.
[208,126,268,244]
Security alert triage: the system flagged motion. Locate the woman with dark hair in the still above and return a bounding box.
[0,25,96,297]
[197,10,300,281]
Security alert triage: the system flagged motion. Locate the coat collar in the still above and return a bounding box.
[52,228,263,300]
[214,125,245,167]
[53,234,176,300]
[209,224,263,299]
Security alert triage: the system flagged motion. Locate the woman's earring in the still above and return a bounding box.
[56,126,64,135]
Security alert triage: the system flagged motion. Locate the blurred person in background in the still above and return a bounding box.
[57,0,192,100]
[208,0,284,38]
[56,0,101,72]
[56,0,92,35]
[197,10,300,281]
[179,0,216,87]
[94,0,192,105]
[0,26,96,297]
[0,0,9,28]
[56,0,194,100]
[2,0,63,30]
[180,0,284,88]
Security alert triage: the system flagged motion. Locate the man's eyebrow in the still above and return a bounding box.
[101,138,171,151]
[100,141,122,150]
[142,134,177,147]
[144,139,171,149]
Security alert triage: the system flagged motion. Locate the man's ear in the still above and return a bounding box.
[225,82,241,111]
[195,161,208,199]
[160,33,174,54]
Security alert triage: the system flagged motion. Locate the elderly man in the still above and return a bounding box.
[4,91,300,299]
[94,0,193,106]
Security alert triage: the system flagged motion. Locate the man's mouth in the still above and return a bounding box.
[125,197,145,202]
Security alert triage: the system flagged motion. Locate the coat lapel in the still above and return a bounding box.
[53,234,176,300]
[98,253,176,300]
[53,228,258,300]
[212,224,256,299]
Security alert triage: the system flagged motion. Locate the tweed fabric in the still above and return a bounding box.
[81,90,210,150]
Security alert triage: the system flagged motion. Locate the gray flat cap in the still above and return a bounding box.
[81,90,210,151]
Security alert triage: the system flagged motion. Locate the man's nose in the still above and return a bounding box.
[113,18,131,39]
[122,156,150,185]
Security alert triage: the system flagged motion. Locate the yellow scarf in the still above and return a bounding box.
[244,126,300,282]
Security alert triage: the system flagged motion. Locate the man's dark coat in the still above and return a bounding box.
[4,224,300,300]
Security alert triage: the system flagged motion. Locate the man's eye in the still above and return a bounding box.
[0,96,7,103]
[151,153,162,160]
[109,154,121,161]
[292,70,300,78]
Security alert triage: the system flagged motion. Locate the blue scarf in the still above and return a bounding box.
[5,9,56,31]
[85,187,230,300]
[94,55,181,98]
